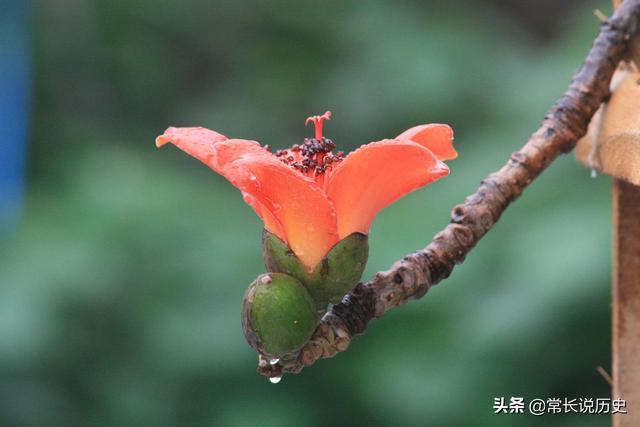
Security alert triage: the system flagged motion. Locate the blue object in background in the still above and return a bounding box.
[0,1,32,234]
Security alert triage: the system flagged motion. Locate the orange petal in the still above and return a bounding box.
[242,193,287,241]
[156,127,268,172]
[226,157,339,270]
[396,124,457,161]
[327,140,449,239]
[157,126,284,237]
[156,126,339,270]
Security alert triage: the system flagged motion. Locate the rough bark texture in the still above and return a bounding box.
[258,0,640,379]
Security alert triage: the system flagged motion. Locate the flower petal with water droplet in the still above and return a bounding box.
[327,139,449,239]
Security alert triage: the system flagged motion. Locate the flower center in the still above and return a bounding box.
[273,111,344,178]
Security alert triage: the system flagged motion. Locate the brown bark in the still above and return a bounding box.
[259,0,640,378]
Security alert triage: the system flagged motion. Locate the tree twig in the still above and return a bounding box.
[258,0,640,379]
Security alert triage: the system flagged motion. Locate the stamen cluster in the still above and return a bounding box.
[273,137,344,176]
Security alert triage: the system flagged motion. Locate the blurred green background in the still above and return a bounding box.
[1,0,616,426]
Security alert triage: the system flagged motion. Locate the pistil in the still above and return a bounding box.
[273,111,344,180]
[305,111,332,140]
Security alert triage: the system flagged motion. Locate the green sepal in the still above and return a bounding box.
[241,273,317,358]
[262,229,369,310]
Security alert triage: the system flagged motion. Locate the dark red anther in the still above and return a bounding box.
[280,111,344,177]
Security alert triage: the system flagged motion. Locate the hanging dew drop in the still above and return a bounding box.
[269,376,282,384]
[590,168,598,178]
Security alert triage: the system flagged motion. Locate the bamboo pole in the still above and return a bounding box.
[612,179,640,426]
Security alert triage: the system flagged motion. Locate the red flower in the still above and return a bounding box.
[156,112,456,271]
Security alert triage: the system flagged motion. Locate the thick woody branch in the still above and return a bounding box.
[259,0,640,379]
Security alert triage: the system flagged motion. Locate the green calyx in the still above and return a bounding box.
[242,273,317,358]
[262,229,369,310]
[241,232,368,359]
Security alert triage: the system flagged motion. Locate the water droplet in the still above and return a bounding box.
[590,168,598,178]
[269,358,280,365]
[250,176,257,181]
[269,376,282,384]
